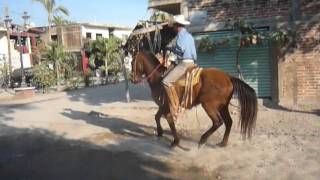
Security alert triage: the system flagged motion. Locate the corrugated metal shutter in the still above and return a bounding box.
[194,30,271,97]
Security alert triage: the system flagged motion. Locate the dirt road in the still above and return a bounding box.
[0,83,319,180]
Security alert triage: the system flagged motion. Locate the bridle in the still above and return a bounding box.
[132,52,163,82]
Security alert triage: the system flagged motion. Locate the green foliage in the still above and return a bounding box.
[270,30,291,48]
[83,69,93,87]
[65,73,83,90]
[41,42,80,89]
[32,0,69,16]
[52,16,74,26]
[32,0,69,25]
[226,19,290,48]
[32,61,56,93]
[196,37,215,53]
[0,63,9,87]
[196,37,230,53]
[150,11,171,22]
[62,53,78,80]
[85,37,122,76]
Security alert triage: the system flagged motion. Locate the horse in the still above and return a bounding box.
[130,51,258,148]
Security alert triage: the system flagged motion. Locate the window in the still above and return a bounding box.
[109,28,114,37]
[51,35,58,41]
[96,33,103,39]
[86,32,92,39]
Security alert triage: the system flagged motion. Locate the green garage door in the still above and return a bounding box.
[194,30,271,97]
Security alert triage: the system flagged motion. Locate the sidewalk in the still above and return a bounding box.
[0,88,14,101]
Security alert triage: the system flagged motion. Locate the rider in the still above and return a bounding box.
[163,14,197,119]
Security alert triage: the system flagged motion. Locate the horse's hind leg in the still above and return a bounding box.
[199,103,223,147]
[218,106,233,147]
[155,108,164,137]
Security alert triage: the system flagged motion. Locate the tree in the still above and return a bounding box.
[32,0,69,41]
[52,16,69,26]
[86,37,122,77]
[32,61,56,93]
[42,42,75,89]
[150,10,171,22]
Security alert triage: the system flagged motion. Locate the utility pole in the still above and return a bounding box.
[120,49,130,103]
[17,25,27,87]
[18,11,30,87]
[4,7,12,87]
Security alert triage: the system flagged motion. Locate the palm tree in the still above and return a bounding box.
[86,37,122,77]
[43,42,74,89]
[33,0,69,42]
[52,16,68,26]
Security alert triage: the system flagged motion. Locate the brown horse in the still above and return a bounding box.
[131,51,258,148]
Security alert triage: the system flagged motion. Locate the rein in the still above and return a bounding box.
[143,63,162,81]
[133,53,163,82]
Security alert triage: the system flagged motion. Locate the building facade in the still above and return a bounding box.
[0,22,38,71]
[36,23,131,52]
[149,0,320,105]
[34,23,132,73]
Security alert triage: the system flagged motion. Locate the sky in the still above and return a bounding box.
[0,0,150,27]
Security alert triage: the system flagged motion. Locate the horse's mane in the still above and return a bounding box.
[140,51,161,66]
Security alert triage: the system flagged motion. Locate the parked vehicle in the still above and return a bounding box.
[11,68,33,88]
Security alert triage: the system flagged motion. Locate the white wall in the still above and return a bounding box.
[81,26,109,40]
[0,32,32,70]
[0,32,8,56]
[113,29,132,40]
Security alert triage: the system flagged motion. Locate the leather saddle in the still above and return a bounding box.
[176,65,203,87]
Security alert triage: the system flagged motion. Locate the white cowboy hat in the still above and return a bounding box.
[172,15,190,25]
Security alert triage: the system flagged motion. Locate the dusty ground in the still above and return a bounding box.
[0,83,319,180]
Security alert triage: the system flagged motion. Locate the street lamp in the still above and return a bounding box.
[17,25,27,87]
[22,11,30,27]
[4,15,12,87]
[18,11,31,88]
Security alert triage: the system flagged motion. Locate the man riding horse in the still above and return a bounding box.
[128,15,257,148]
[163,15,197,120]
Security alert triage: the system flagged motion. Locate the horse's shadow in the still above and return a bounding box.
[61,109,217,150]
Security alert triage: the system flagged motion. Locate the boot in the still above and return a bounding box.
[164,85,179,120]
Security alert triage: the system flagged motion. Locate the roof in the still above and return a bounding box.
[80,23,132,30]
[33,23,132,31]
[124,21,176,54]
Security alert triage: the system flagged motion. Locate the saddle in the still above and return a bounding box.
[176,65,202,87]
[175,65,203,109]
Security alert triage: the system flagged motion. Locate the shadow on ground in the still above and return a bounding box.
[66,82,152,106]
[0,102,39,121]
[61,109,217,149]
[0,124,211,180]
[262,99,320,117]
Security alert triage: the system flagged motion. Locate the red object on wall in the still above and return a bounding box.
[81,49,89,74]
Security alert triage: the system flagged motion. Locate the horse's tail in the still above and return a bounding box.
[231,77,258,139]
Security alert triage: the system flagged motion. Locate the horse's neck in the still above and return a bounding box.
[143,54,163,86]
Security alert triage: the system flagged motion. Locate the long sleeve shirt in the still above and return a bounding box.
[168,28,197,61]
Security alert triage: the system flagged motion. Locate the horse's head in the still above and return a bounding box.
[131,51,146,84]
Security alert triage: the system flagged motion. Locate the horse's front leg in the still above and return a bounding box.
[165,113,180,148]
[155,107,164,137]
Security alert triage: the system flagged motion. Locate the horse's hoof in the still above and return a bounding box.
[170,140,179,148]
[217,142,227,147]
[156,128,163,137]
[198,143,203,149]
[198,138,207,148]
[157,132,163,137]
